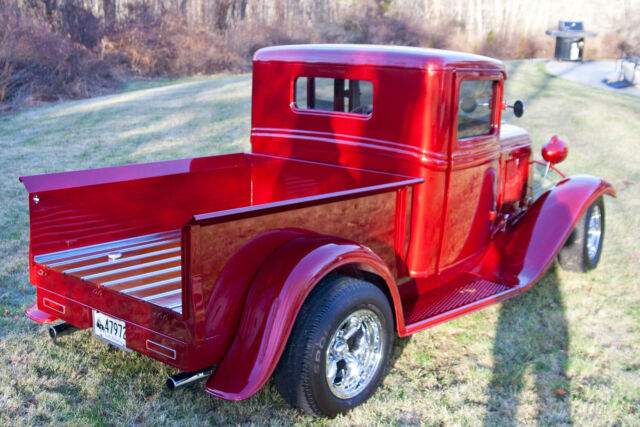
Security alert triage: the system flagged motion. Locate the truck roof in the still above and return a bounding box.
[253,44,505,73]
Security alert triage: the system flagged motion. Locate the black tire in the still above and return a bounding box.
[274,275,394,417]
[558,196,605,272]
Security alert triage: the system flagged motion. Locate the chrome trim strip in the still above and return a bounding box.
[101,267,181,287]
[166,301,183,309]
[252,131,448,169]
[42,298,65,314]
[81,256,181,280]
[62,247,181,274]
[35,230,180,264]
[251,128,447,160]
[146,339,176,360]
[142,288,182,301]
[121,277,181,294]
[44,238,180,268]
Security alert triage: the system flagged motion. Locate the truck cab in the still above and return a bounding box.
[252,45,531,282]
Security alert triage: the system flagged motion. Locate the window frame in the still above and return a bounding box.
[291,76,374,119]
[454,74,501,146]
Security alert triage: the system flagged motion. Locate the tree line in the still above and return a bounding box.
[47,0,639,51]
[1,0,638,109]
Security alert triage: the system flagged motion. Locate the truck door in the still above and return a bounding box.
[439,73,503,269]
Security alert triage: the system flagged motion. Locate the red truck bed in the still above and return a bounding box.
[22,153,422,361]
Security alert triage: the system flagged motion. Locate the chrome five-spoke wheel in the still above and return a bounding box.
[274,275,393,417]
[586,203,602,262]
[559,196,606,272]
[326,309,383,399]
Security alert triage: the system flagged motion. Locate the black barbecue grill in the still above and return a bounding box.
[546,21,597,62]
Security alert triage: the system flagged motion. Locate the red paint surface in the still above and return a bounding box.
[25,302,58,323]
[21,45,614,400]
[542,134,569,164]
[206,235,400,400]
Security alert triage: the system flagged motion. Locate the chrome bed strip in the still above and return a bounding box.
[34,230,180,264]
[166,301,183,309]
[62,247,180,273]
[81,256,181,280]
[45,238,180,267]
[121,277,181,294]
[101,266,182,287]
[142,288,182,301]
[36,229,184,314]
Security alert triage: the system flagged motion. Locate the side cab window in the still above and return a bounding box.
[294,77,373,115]
[457,80,496,139]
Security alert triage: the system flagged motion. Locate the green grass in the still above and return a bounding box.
[1,61,639,425]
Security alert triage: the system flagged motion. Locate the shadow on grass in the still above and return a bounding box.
[390,335,412,371]
[484,263,571,425]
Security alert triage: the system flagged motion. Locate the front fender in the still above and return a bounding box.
[481,174,615,285]
[204,234,401,401]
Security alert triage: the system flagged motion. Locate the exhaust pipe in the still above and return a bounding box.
[49,322,79,341]
[166,368,214,391]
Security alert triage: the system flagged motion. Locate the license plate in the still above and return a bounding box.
[92,310,127,349]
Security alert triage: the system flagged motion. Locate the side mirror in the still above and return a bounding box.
[541,135,568,164]
[512,100,524,118]
[504,99,525,117]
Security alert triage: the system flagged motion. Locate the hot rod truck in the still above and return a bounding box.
[21,45,614,417]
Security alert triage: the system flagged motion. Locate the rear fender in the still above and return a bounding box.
[480,174,616,285]
[205,234,401,400]
[25,302,58,323]
[200,228,308,341]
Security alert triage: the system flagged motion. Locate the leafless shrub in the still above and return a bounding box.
[103,7,243,76]
[55,1,102,49]
[319,5,428,47]
[611,17,640,57]
[478,31,550,60]
[227,20,311,63]
[0,0,117,109]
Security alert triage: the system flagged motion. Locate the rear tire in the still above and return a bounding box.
[558,196,605,272]
[274,275,394,417]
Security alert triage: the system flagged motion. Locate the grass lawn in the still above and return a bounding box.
[0,61,638,426]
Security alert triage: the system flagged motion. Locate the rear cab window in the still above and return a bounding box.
[457,80,496,139]
[295,77,373,115]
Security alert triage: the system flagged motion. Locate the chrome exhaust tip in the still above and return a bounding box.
[48,322,79,341]
[166,368,213,391]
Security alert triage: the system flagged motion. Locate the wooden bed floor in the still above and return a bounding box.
[34,230,183,314]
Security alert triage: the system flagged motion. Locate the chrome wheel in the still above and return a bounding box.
[274,275,394,416]
[325,309,383,399]
[586,204,602,261]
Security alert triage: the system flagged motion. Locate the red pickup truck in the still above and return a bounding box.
[21,45,614,417]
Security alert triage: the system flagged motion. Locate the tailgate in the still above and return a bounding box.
[29,227,231,372]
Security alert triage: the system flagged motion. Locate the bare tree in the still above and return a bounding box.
[103,0,115,31]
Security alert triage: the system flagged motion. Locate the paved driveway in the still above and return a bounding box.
[546,60,640,97]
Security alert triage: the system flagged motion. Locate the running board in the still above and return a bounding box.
[402,275,520,335]
[400,175,616,336]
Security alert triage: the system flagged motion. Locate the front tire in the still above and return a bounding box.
[558,196,605,272]
[274,275,394,417]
